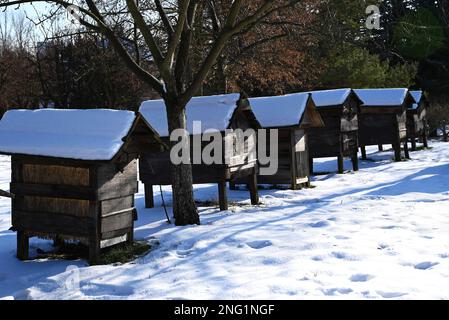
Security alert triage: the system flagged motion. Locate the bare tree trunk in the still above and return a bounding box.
[443,125,448,142]
[167,104,200,226]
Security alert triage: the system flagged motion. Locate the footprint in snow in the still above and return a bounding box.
[377,243,390,250]
[322,288,353,296]
[380,225,398,230]
[246,240,273,250]
[414,261,439,270]
[331,251,358,260]
[350,274,375,282]
[309,221,331,228]
[335,235,350,240]
[377,291,408,299]
[176,241,196,257]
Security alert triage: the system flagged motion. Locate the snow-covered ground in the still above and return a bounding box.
[1,142,449,300]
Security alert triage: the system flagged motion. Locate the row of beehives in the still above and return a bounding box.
[0,88,428,264]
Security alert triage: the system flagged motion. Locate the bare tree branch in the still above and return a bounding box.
[154,0,174,36]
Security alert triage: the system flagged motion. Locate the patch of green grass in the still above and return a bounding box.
[195,200,219,207]
[36,240,155,265]
[101,241,153,265]
[414,146,433,151]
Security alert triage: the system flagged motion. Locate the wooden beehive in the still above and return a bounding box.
[308,89,362,174]
[232,93,324,190]
[355,89,416,162]
[0,109,164,264]
[139,93,261,211]
[408,90,429,151]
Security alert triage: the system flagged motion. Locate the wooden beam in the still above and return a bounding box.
[393,143,401,162]
[403,141,410,159]
[361,146,367,160]
[337,155,344,174]
[248,171,259,205]
[17,231,29,261]
[411,139,417,151]
[352,151,359,172]
[423,132,429,149]
[309,157,314,175]
[88,237,101,265]
[218,181,228,211]
[10,183,96,201]
[144,184,155,209]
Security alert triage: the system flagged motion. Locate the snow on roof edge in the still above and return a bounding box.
[354,88,412,107]
[139,93,242,138]
[248,92,312,128]
[0,109,137,161]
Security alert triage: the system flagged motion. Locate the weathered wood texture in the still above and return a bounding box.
[358,98,413,162]
[308,96,360,173]
[8,115,162,264]
[140,101,260,210]
[256,129,310,189]
[359,112,407,145]
[11,157,138,264]
[234,97,323,189]
[407,102,429,150]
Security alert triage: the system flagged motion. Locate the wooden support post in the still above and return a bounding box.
[144,184,154,209]
[248,171,259,205]
[337,155,344,174]
[411,139,417,151]
[352,151,359,172]
[378,144,383,151]
[423,133,429,148]
[393,143,401,162]
[404,141,410,159]
[17,231,29,261]
[218,181,228,211]
[229,181,237,191]
[361,146,367,160]
[88,238,101,265]
[309,157,314,175]
[127,228,134,245]
[53,236,64,247]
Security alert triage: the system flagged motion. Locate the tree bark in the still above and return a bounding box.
[166,103,200,226]
[443,126,448,142]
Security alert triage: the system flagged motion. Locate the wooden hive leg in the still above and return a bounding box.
[361,146,367,160]
[218,181,228,211]
[393,143,401,161]
[53,236,64,247]
[411,138,417,151]
[88,238,101,265]
[352,151,359,172]
[337,155,344,174]
[17,231,29,261]
[378,144,383,151]
[127,227,134,245]
[404,141,410,159]
[309,157,314,175]
[423,133,429,148]
[248,170,259,205]
[229,181,237,191]
[144,184,155,209]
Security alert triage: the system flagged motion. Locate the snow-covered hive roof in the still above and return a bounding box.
[139,93,241,137]
[309,88,353,107]
[354,88,413,107]
[410,90,423,110]
[248,93,311,128]
[0,109,137,160]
